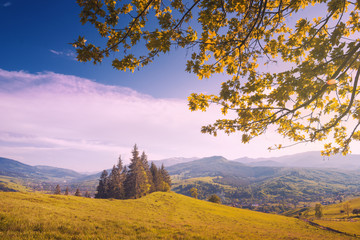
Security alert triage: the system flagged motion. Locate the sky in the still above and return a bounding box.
[0,1,357,172]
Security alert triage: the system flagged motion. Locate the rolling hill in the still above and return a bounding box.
[0,191,356,239]
[0,157,85,182]
[167,156,279,179]
[150,157,199,167]
[169,156,360,209]
[307,197,360,237]
[2,155,360,208]
[234,151,360,170]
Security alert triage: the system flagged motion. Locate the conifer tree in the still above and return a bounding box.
[141,151,154,192]
[75,188,82,197]
[54,184,61,195]
[124,145,150,199]
[150,162,161,192]
[95,170,109,199]
[160,164,171,192]
[64,187,69,195]
[108,156,125,199]
[84,191,91,198]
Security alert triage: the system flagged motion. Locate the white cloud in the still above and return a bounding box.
[50,49,61,55]
[3,2,11,7]
[0,69,326,171]
[50,49,76,59]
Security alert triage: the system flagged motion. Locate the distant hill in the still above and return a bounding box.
[0,157,37,178]
[167,156,279,179]
[0,157,85,182]
[170,156,360,210]
[233,151,360,170]
[246,160,285,167]
[150,157,199,167]
[2,153,360,206]
[0,191,353,239]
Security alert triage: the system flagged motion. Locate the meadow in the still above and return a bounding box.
[310,198,360,237]
[0,191,357,239]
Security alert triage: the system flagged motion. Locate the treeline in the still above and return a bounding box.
[53,185,90,197]
[95,145,171,199]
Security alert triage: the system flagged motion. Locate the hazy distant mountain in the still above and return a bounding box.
[0,157,38,178]
[167,156,279,179]
[150,157,199,167]
[246,160,285,167]
[2,151,360,186]
[0,157,85,182]
[234,151,360,170]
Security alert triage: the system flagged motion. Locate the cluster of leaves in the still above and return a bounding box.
[95,145,171,199]
[75,0,360,155]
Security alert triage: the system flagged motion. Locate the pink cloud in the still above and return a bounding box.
[0,68,325,171]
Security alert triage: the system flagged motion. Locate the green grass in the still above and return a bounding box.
[0,191,356,239]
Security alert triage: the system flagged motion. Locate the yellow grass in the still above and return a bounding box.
[0,191,356,239]
[310,197,360,237]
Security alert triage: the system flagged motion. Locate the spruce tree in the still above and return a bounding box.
[150,162,162,192]
[124,145,150,199]
[75,188,82,197]
[84,191,91,198]
[64,187,69,195]
[54,184,61,195]
[160,164,171,192]
[141,151,154,192]
[95,170,109,199]
[108,156,125,199]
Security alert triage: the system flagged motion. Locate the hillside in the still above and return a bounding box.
[170,157,360,211]
[167,156,279,179]
[0,176,30,192]
[0,157,85,182]
[0,191,355,239]
[306,197,360,237]
[150,157,199,167]
[2,156,360,209]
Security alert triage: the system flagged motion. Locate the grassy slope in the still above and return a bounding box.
[0,176,31,192]
[0,192,356,240]
[312,198,360,237]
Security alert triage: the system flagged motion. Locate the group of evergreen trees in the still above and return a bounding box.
[95,145,171,199]
[53,185,89,197]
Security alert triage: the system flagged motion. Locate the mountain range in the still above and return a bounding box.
[1,151,360,184]
[233,151,360,169]
[154,151,360,170]
[0,157,85,182]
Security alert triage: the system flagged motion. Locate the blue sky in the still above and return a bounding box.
[0,0,220,98]
[0,1,350,171]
